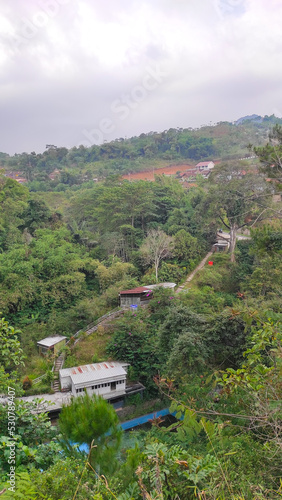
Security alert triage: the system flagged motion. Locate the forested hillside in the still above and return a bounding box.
[0,122,281,499]
[1,115,282,191]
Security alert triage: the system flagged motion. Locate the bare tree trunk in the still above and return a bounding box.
[155,257,159,282]
[229,224,237,262]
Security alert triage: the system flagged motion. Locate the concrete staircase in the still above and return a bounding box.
[52,354,64,393]
[50,308,126,393]
[71,307,127,346]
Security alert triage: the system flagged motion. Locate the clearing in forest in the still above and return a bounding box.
[122,163,194,181]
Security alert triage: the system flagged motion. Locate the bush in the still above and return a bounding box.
[22,376,32,391]
[43,370,54,384]
[158,262,186,283]
[24,382,54,395]
[92,353,99,363]
[196,267,225,291]
[63,354,78,369]
[106,309,160,393]
[158,304,207,358]
[167,330,209,374]
[180,287,235,314]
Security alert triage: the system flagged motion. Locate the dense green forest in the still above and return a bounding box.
[0,120,281,499]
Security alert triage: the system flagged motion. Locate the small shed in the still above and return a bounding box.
[37,336,67,356]
[212,240,229,253]
[119,286,153,307]
[119,282,176,307]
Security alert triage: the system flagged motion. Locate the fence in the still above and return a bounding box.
[32,374,45,385]
[67,306,125,346]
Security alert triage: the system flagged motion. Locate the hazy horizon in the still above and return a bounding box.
[1,0,282,154]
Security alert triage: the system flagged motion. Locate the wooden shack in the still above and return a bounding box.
[37,336,67,356]
[119,282,176,307]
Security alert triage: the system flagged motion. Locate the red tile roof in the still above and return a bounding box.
[196,161,213,167]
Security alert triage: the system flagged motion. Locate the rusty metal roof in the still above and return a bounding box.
[120,283,176,295]
[60,361,127,386]
[119,287,151,295]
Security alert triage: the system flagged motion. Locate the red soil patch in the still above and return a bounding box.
[122,164,194,181]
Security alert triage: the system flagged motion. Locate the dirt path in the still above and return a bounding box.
[176,251,214,293]
[122,163,194,181]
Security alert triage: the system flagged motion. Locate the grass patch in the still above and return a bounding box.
[24,382,55,396]
[178,253,238,313]
[68,327,112,366]
[20,355,53,380]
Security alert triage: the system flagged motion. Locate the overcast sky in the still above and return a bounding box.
[0,0,282,154]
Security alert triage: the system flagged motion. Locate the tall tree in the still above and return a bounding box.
[206,163,274,261]
[0,175,29,250]
[253,124,282,185]
[59,393,122,474]
[0,316,25,394]
[173,229,199,263]
[140,229,174,282]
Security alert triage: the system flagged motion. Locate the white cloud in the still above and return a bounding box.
[0,0,281,153]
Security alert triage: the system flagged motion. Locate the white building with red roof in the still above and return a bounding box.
[59,361,129,398]
[195,161,215,170]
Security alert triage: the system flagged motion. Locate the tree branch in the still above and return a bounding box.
[219,216,230,230]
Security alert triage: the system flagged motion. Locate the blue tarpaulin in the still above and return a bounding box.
[76,408,172,453]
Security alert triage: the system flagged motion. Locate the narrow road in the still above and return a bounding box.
[176,250,214,293]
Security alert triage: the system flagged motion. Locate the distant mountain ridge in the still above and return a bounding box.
[235,114,263,125]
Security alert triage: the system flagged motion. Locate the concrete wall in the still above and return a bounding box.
[71,377,126,398]
[120,295,141,307]
[38,345,49,355]
[60,374,71,390]
[38,339,66,356]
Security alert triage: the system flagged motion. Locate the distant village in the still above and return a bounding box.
[2,161,216,188]
[2,168,61,184]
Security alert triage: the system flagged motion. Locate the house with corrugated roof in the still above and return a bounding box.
[119,282,176,307]
[179,169,211,182]
[195,161,215,170]
[59,361,130,399]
